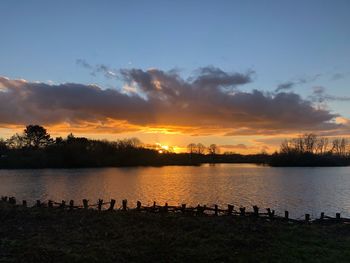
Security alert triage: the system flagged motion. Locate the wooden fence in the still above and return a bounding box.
[1,195,349,224]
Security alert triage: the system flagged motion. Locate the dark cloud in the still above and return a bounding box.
[0,67,342,135]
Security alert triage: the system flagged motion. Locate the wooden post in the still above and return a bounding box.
[9,197,16,205]
[197,205,204,215]
[136,201,141,210]
[181,204,186,213]
[305,214,310,222]
[69,200,74,210]
[153,201,156,209]
[239,207,246,216]
[253,205,259,217]
[320,212,324,220]
[83,199,89,209]
[214,205,218,216]
[48,200,53,208]
[336,213,341,220]
[36,200,41,208]
[60,200,66,209]
[267,208,274,219]
[122,199,127,211]
[97,199,103,211]
[108,199,116,211]
[284,211,289,220]
[22,200,27,207]
[164,203,168,213]
[227,204,234,215]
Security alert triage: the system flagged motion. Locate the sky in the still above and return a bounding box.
[0,0,349,153]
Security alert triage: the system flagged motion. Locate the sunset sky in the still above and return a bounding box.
[0,0,349,153]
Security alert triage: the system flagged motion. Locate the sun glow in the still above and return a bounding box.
[156,143,171,153]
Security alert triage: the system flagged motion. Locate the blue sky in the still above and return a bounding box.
[0,0,349,151]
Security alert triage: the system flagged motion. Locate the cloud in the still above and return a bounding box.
[275,73,322,92]
[76,59,118,79]
[0,67,343,136]
[275,81,295,92]
[330,72,350,81]
[311,86,350,103]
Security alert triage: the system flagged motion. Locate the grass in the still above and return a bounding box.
[0,203,350,262]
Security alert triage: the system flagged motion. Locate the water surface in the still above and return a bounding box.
[1,164,350,219]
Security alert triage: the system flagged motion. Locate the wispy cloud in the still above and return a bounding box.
[311,86,350,103]
[76,59,118,79]
[275,73,322,92]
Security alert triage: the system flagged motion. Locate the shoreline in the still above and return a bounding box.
[1,202,350,262]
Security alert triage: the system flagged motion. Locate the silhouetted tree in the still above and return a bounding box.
[187,143,198,154]
[23,125,53,148]
[197,143,206,154]
[6,134,27,149]
[0,139,7,153]
[208,144,219,155]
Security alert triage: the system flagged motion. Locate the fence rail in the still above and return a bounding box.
[1,195,349,224]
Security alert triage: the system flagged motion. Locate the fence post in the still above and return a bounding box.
[239,207,246,216]
[164,203,168,213]
[136,201,141,210]
[108,199,116,211]
[284,211,289,220]
[36,200,41,208]
[122,199,127,211]
[214,205,218,216]
[305,214,310,222]
[69,200,74,210]
[22,200,27,207]
[98,199,103,211]
[320,212,324,220]
[48,200,53,208]
[83,199,89,209]
[227,204,234,215]
[253,205,259,217]
[267,208,275,219]
[181,204,186,213]
[60,200,66,209]
[197,205,204,215]
[9,197,16,205]
[336,213,341,220]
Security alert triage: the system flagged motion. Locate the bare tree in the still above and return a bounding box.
[332,138,347,156]
[208,144,219,155]
[187,143,198,154]
[196,143,206,154]
[316,137,329,154]
[303,134,317,153]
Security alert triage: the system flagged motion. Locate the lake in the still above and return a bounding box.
[1,164,350,219]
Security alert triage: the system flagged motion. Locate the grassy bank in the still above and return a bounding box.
[1,204,350,262]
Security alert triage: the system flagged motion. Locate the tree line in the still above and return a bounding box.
[279,134,349,156]
[0,125,271,168]
[270,133,350,166]
[187,143,220,155]
[1,126,347,168]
